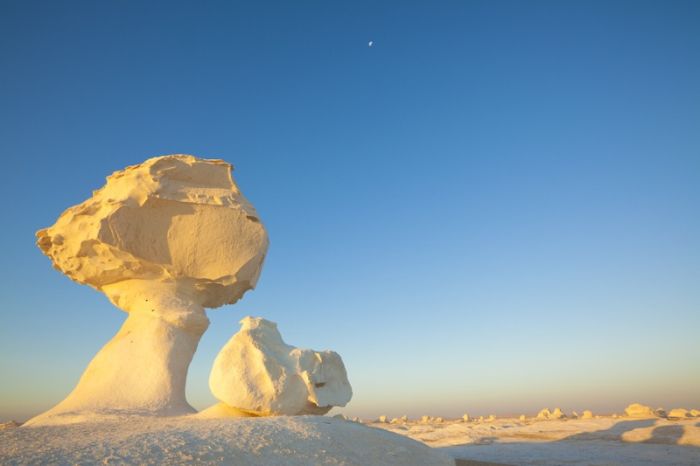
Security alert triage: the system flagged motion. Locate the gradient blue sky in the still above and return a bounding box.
[1,0,699,422]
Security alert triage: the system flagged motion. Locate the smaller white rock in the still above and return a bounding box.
[668,408,690,418]
[209,317,352,416]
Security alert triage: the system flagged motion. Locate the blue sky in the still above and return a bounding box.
[1,0,699,421]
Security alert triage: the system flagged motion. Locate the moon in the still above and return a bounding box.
[368,41,374,47]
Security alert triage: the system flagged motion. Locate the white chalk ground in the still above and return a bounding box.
[369,416,700,465]
[2,415,699,465]
[0,416,452,466]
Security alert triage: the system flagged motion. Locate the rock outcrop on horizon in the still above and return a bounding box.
[27,155,268,426]
[207,317,352,416]
[624,403,658,418]
[668,408,690,418]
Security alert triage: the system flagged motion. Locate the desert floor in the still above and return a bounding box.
[369,415,700,465]
[1,415,699,465]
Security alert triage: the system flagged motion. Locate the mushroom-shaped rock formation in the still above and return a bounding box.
[205,317,352,417]
[27,155,268,426]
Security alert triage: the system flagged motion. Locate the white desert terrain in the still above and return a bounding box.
[366,406,700,465]
[3,155,696,465]
[2,407,699,465]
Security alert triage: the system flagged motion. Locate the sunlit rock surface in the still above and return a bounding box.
[208,317,352,416]
[624,403,659,418]
[27,155,268,426]
[668,408,691,418]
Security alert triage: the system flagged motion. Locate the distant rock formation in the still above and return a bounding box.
[535,408,566,420]
[550,408,566,419]
[206,317,352,416]
[624,403,658,418]
[27,155,268,426]
[668,408,690,418]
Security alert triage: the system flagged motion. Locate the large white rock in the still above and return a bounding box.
[27,155,268,426]
[209,317,352,416]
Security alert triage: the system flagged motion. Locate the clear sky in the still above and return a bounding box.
[1,1,699,422]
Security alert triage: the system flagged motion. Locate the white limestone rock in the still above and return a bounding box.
[624,403,658,418]
[209,317,352,416]
[390,414,408,424]
[581,410,594,419]
[27,155,268,426]
[668,408,690,419]
[550,408,566,419]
